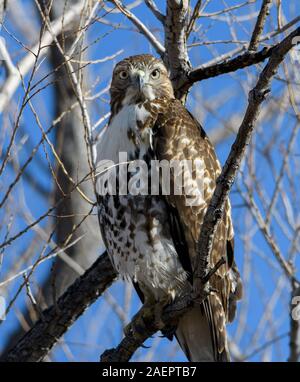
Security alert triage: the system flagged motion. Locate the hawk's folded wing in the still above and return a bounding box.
[152,98,242,361]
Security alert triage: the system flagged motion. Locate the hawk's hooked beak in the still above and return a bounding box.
[134,71,145,92]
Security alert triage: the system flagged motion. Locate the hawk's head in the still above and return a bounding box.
[110,54,174,111]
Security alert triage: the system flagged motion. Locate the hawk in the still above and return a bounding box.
[96,54,242,362]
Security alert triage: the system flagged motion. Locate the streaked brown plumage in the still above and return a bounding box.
[96,54,242,361]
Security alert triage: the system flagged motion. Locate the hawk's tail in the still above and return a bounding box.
[175,297,230,362]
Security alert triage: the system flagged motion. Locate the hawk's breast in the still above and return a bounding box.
[96,102,188,300]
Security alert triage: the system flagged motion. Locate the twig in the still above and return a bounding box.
[0,0,86,113]
[239,184,294,280]
[186,0,202,38]
[240,332,289,361]
[144,0,165,23]
[23,273,45,321]
[108,0,165,56]
[0,235,85,288]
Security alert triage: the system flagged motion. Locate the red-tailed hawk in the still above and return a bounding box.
[96,54,242,361]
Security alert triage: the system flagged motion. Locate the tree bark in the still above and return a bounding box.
[1,252,116,362]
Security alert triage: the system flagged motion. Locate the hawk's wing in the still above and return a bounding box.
[152,98,242,361]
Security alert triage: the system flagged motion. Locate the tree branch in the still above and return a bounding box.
[144,0,165,24]
[194,27,300,285]
[177,23,300,95]
[164,0,191,99]
[100,294,194,362]
[100,267,226,362]
[1,251,116,362]
[248,0,272,52]
[186,0,202,38]
[109,0,165,56]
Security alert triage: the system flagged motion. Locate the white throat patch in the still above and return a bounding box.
[95,103,152,166]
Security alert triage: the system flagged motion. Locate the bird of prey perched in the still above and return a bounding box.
[96,54,242,362]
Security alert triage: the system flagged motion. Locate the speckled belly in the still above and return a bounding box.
[98,194,188,301]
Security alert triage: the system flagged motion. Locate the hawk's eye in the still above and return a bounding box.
[151,69,160,79]
[119,70,128,80]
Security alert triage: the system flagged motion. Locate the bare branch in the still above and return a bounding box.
[108,0,165,56]
[248,0,272,52]
[1,251,116,362]
[145,0,165,24]
[238,185,294,279]
[186,0,202,38]
[100,291,202,362]
[179,40,284,95]
[164,0,191,99]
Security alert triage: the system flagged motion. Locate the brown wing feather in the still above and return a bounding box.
[152,98,240,357]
